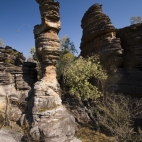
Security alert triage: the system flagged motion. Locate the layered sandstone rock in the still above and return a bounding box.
[111,23,142,95]
[31,0,81,141]
[117,23,142,68]
[0,46,37,120]
[80,3,142,95]
[0,46,25,66]
[0,46,37,141]
[80,3,123,71]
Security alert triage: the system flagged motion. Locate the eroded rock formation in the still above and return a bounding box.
[113,24,142,94]
[80,3,142,95]
[0,46,25,66]
[80,3,123,71]
[0,46,37,140]
[31,0,81,141]
[117,24,142,68]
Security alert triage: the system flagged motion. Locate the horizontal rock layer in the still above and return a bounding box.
[32,0,81,141]
[80,3,142,96]
[0,46,38,141]
[0,46,25,66]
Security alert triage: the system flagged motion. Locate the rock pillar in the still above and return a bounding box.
[80,3,123,71]
[80,3,142,95]
[30,0,81,141]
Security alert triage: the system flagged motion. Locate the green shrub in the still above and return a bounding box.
[57,55,107,101]
[56,51,75,80]
[29,47,38,61]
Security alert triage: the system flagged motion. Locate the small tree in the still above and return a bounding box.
[29,47,38,61]
[60,36,78,55]
[56,51,75,81]
[61,56,107,101]
[130,16,142,24]
[57,35,78,81]
[0,38,5,47]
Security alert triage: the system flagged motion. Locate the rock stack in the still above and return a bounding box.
[80,3,142,96]
[31,0,81,141]
[0,45,37,119]
[80,3,123,70]
[0,45,37,141]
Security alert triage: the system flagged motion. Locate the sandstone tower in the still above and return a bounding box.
[80,3,123,70]
[30,0,81,141]
[80,3,142,95]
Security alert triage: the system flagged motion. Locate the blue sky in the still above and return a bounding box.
[0,0,142,59]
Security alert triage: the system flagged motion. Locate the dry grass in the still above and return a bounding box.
[76,127,116,142]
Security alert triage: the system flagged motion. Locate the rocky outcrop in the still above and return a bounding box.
[117,23,142,68]
[0,46,37,141]
[0,127,23,142]
[0,46,25,66]
[0,47,37,120]
[110,23,142,95]
[31,0,81,141]
[80,3,123,71]
[80,3,142,95]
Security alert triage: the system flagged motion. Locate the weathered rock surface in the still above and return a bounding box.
[0,46,25,66]
[80,3,142,96]
[0,62,37,118]
[80,3,123,71]
[117,23,142,68]
[31,0,81,141]
[0,46,37,142]
[0,127,23,142]
[0,130,17,142]
[62,93,92,125]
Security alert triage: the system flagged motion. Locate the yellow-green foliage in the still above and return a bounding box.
[0,38,5,47]
[11,51,19,57]
[61,52,75,61]
[65,56,107,100]
[30,47,38,61]
[4,59,10,64]
[60,36,78,54]
[56,51,75,80]
[57,55,107,101]
[76,127,116,142]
